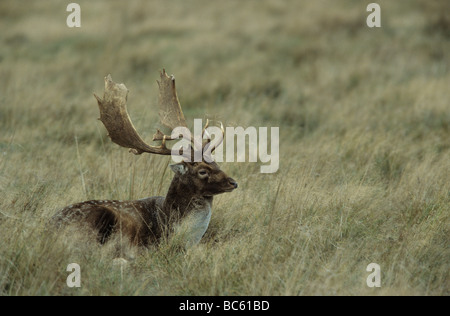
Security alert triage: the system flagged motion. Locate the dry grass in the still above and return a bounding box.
[0,0,449,295]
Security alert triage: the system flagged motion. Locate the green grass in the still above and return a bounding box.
[0,0,449,295]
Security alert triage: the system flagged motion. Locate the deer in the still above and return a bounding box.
[52,70,238,250]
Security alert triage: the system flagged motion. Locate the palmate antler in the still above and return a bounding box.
[156,69,186,130]
[94,69,224,160]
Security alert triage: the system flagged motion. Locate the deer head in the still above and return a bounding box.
[93,69,237,205]
[170,161,238,197]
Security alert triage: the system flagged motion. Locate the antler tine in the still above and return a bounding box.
[152,129,177,142]
[212,121,225,152]
[202,119,211,142]
[95,75,172,156]
[203,121,224,154]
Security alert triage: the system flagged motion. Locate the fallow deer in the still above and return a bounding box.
[53,70,237,249]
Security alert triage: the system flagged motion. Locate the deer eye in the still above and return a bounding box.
[198,170,209,177]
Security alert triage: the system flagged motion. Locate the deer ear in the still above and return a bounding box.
[170,163,187,175]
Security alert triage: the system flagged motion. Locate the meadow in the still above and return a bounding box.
[0,0,448,295]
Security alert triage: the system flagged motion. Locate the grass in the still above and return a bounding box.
[0,0,449,295]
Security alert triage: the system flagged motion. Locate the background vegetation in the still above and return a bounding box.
[0,0,448,295]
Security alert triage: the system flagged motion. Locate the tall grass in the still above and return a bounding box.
[0,0,448,295]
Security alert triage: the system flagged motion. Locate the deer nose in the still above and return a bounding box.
[228,178,238,189]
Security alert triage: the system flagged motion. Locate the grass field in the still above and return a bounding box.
[0,0,449,295]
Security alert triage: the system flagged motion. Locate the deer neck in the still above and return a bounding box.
[162,174,213,219]
[161,174,213,247]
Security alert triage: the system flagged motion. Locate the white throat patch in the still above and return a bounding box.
[174,200,212,248]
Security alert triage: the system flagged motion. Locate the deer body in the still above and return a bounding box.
[54,70,236,248]
[55,161,236,247]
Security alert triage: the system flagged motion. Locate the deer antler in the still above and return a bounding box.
[157,69,187,130]
[154,69,212,155]
[206,121,225,151]
[94,70,224,160]
[94,74,172,155]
